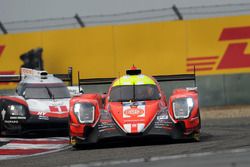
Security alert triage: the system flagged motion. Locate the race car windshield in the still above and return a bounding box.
[24,87,50,99]
[49,87,70,99]
[24,85,70,99]
[109,84,160,102]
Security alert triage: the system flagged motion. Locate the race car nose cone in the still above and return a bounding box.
[110,100,159,134]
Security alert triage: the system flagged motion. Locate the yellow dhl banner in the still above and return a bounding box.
[1,15,250,88]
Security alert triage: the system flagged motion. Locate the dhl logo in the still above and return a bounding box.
[0,45,16,84]
[186,26,250,72]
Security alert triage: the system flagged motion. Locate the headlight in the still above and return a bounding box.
[172,97,194,119]
[74,103,95,123]
[7,105,26,116]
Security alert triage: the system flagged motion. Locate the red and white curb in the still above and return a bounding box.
[0,137,70,160]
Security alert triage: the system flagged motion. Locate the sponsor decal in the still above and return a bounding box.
[4,120,18,123]
[38,116,49,120]
[187,26,250,72]
[37,112,46,116]
[157,115,168,120]
[37,112,49,120]
[186,56,218,72]
[9,116,26,120]
[122,102,145,118]
[21,68,34,75]
[124,107,144,117]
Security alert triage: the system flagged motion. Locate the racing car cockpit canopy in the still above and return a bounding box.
[109,67,160,102]
[15,68,71,99]
[20,83,70,99]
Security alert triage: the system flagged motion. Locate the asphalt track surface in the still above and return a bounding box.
[1,117,250,167]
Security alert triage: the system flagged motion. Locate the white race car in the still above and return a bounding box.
[0,68,74,135]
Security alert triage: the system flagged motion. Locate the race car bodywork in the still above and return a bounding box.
[69,67,201,147]
[0,67,73,135]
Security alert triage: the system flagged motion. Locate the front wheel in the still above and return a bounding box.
[72,143,82,149]
[70,136,93,149]
[192,109,201,142]
[70,136,82,149]
[192,131,201,142]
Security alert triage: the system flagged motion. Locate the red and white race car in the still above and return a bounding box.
[0,68,73,135]
[69,67,201,148]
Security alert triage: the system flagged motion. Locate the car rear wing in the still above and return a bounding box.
[0,74,21,83]
[77,74,195,84]
[77,71,115,92]
[0,67,73,86]
[78,78,115,85]
[153,73,196,86]
[153,66,197,86]
[77,68,196,92]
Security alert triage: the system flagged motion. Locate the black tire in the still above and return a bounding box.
[72,143,82,149]
[192,131,201,142]
[70,137,91,150]
[192,110,201,142]
[69,136,81,149]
